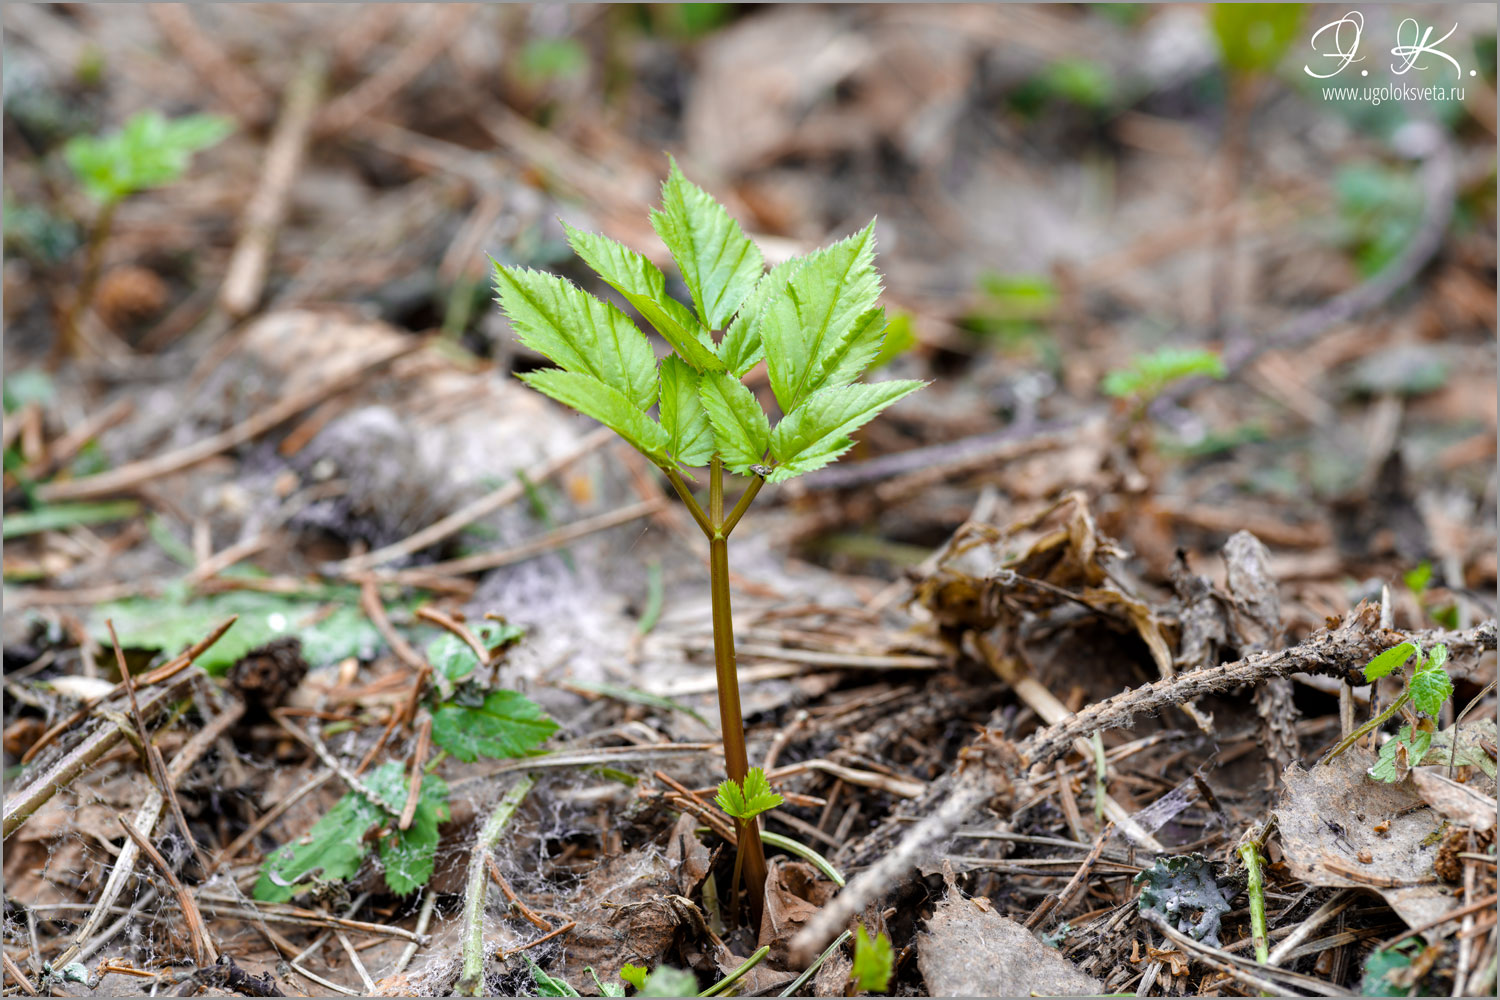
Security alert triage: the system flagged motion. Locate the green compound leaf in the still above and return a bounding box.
[767,380,925,483]
[65,110,232,203]
[562,222,723,374]
[1363,641,1419,682]
[851,924,894,995]
[430,688,559,763]
[494,264,659,410]
[659,355,716,469]
[1410,645,1453,717]
[715,766,783,820]
[812,306,890,393]
[1101,347,1226,402]
[518,369,670,463]
[426,619,525,683]
[718,256,801,377]
[698,371,771,474]
[651,156,764,330]
[254,763,448,902]
[760,221,882,414]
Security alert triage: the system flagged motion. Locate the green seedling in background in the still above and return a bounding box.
[1101,346,1227,424]
[1405,561,1460,630]
[963,273,1059,369]
[1333,163,1425,277]
[1322,640,1454,777]
[55,110,232,359]
[1361,937,1426,997]
[494,157,925,923]
[850,924,895,995]
[255,620,556,902]
[1209,4,1304,76]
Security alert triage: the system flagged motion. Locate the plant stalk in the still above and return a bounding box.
[707,458,767,924]
[458,774,535,996]
[54,197,118,366]
[1238,841,1270,966]
[1322,691,1411,765]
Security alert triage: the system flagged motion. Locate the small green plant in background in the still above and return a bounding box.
[1101,346,1227,407]
[494,157,925,923]
[1360,937,1427,997]
[55,110,232,359]
[1322,640,1454,778]
[255,621,556,902]
[962,272,1059,369]
[849,924,894,995]
[1208,4,1304,77]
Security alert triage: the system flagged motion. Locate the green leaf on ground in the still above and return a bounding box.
[619,965,648,990]
[254,763,447,902]
[715,766,783,820]
[698,371,770,474]
[651,156,764,330]
[527,958,582,997]
[426,619,525,683]
[494,263,660,410]
[636,966,698,997]
[851,924,894,994]
[430,689,559,762]
[1409,645,1453,717]
[1101,347,1226,402]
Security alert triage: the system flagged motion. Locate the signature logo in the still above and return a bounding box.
[1304,10,1466,80]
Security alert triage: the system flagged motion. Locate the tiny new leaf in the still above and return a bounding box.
[698,371,771,474]
[65,110,232,203]
[527,958,582,997]
[493,264,659,410]
[851,924,894,995]
[254,763,449,902]
[430,689,559,763]
[652,157,764,330]
[619,965,649,991]
[1409,644,1453,717]
[715,766,783,820]
[1363,642,1418,682]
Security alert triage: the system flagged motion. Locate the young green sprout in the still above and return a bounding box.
[1322,639,1454,777]
[58,110,232,361]
[494,159,925,922]
[850,923,895,994]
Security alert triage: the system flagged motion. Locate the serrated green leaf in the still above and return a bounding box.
[494,264,659,409]
[1410,653,1453,717]
[659,355,716,468]
[254,763,447,902]
[698,371,770,474]
[1406,727,1433,767]
[760,222,882,413]
[715,766,783,820]
[619,965,648,990]
[518,369,670,463]
[1363,642,1418,682]
[430,689,558,763]
[561,222,724,374]
[767,380,924,483]
[379,770,450,895]
[851,924,894,994]
[718,256,800,376]
[1369,728,1406,783]
[812,307,889,393]
[425,619,525,683]
[1101,347,1225,402]
[651,157,764,330]
[527,958,582,997]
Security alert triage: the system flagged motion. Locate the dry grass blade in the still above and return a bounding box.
[1,951,38,996]
[117,817,218,966]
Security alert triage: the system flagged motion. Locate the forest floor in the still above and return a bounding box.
[2,5,1497,997]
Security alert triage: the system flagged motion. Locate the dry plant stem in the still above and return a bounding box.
[38,336,423,502]
[220,50,325,317]
[458,774,535,997]
[3,672,196,838]
[117,818,217,966]
[2,951,37,996]
[392,888,438,976]
[399,715,433,830]
[1266,890,1354,967]
[1321,692,1411,765]
[272,711,404,815]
